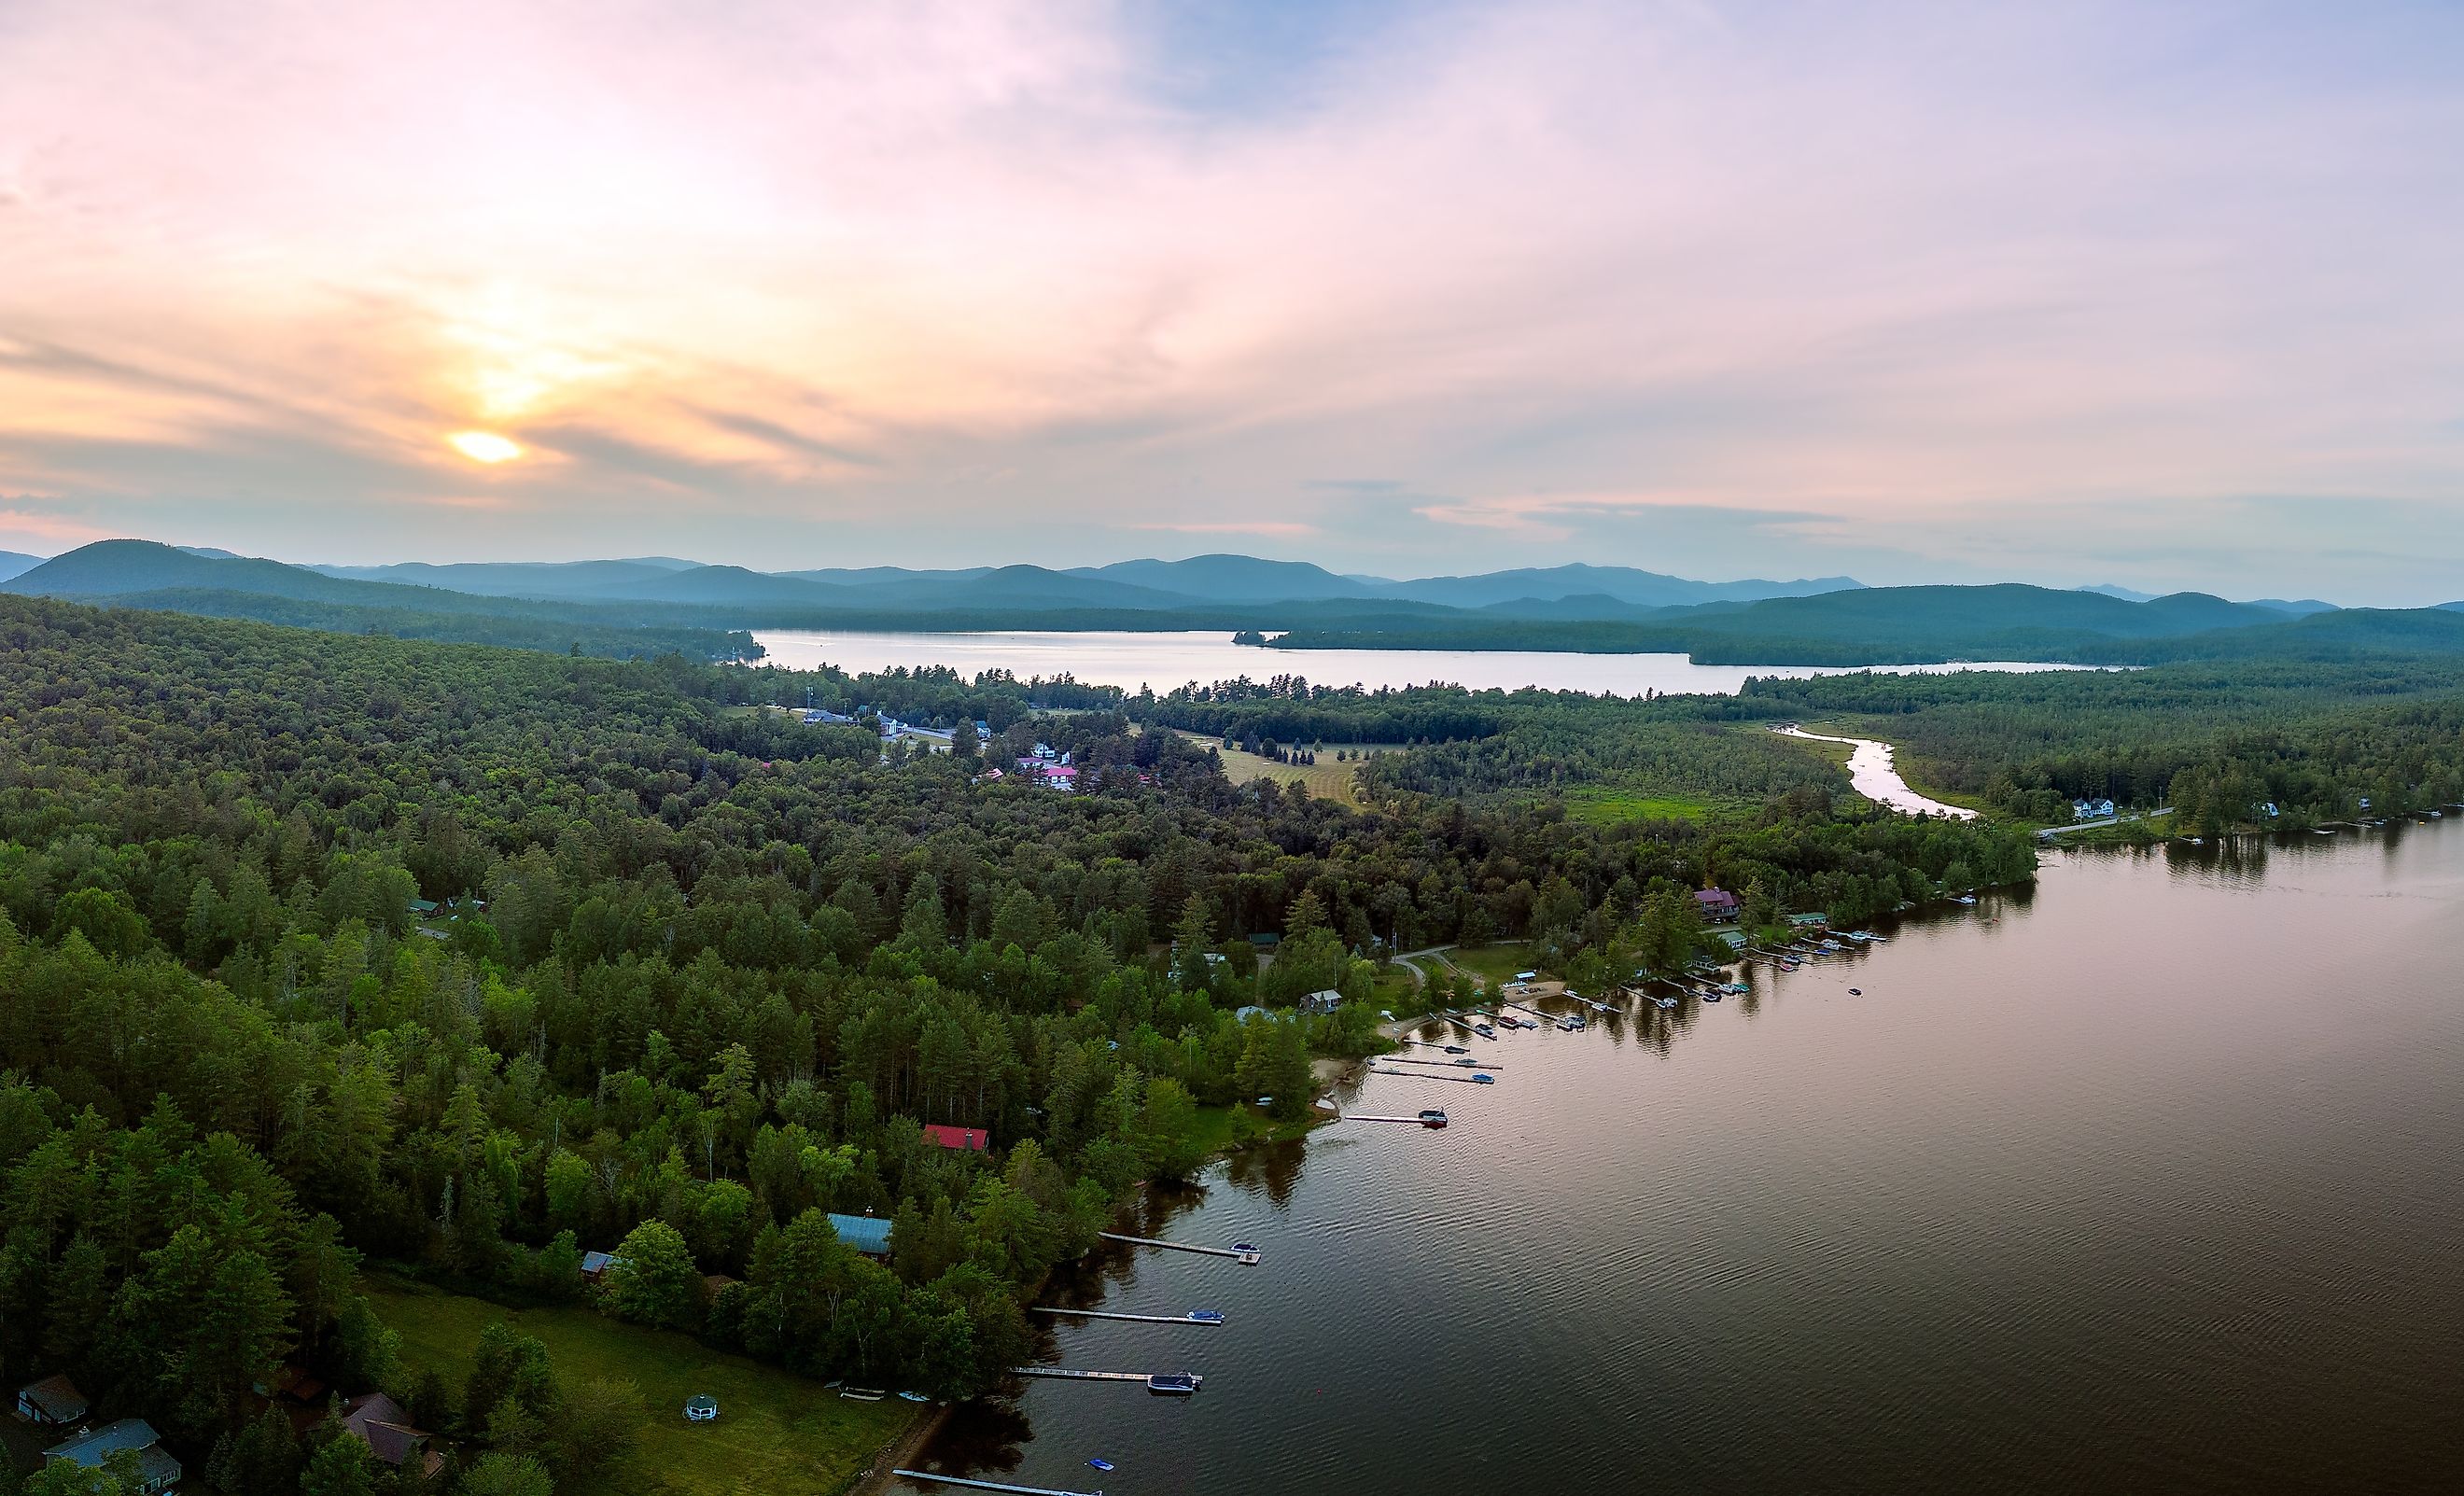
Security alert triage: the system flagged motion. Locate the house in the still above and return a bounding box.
[343,1391,446,1478]
[1298,989,1345,1016]
[16,1374,88,1427]
[826,1212,894,1256]
[2071,798,2117,820]
[1693,888,1742,924]
[46,1420,181,1495]
[580,1250,620,1282]
[921,1124,989,1152]
[408,897,440,917]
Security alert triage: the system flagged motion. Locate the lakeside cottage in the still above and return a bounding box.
[1299,989,1345,1016]
[1694,888,1742,923]
[47,1420,180,1495]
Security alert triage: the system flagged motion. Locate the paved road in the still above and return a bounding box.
[1389,944,1457,987]
[2038,807,2175,839]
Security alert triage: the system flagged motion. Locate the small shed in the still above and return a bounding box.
[684,1394,720,1422]
[580,1250,620,1281]
[826,1212,894,1256]
[16,1375,88,1427]
[922,1124,989,1152]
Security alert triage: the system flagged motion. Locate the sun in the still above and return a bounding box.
[447,430,524,464]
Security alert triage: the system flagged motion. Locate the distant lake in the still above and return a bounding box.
[898,822,2464,1495]
[750,629,2089,696]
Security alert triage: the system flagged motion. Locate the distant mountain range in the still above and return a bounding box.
[10,538,2464,667]
[0,551,44,584]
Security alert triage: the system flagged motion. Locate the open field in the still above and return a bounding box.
[1561,788,1724,824]
[1172,731,1400,806]
[1440,944,1546,987]
[367,1273,912,1496]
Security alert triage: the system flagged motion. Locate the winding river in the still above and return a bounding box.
[895,822,2464,1495]
[1772,725,1980,819]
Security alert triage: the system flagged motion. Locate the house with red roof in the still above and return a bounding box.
[922,1124,989,1152]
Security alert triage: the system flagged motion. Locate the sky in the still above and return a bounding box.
[3,0,2461,601]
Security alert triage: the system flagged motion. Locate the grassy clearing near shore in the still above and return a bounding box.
[366,1272,911,1496]
[1171,731,1399,807]
[1440,944,1544,987]
[1561,788,1724,824]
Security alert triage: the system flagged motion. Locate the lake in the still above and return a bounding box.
[896,823,2464,1495]
[751,629,2088,697]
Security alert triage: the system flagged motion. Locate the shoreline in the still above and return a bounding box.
[845,1403,947,1496]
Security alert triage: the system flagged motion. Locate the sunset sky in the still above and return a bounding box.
[4,1,2460,599]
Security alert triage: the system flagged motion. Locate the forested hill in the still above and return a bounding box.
[3,539,761,661]
[35,538,2457,670]
[0,594,2032,1489]
[1264,584,2464,664]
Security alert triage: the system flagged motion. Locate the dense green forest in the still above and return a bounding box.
[0,596,2033,1496]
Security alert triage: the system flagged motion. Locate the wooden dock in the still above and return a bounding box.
[1370,1068,1495,1084]
[1013,1366,1204,1387]
[1380,1056,1502,1070]
[1030,1307,1224,1326]
[893,1470,1105,1496]
[1098,1231,1259,1265]
[1345,1112,1445,1125]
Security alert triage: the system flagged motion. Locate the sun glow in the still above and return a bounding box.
[447,430,524,464]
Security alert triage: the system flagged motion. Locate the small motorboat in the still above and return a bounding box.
[1417,1109,1449,1128]
[1187,1309,1225,1324]
[1953,894,1979,905]
[1453,1057,1478,1067]
[897,1391,931,1403]
[1702,992,1723,1002]
[1089,1459,1116,1472]
[1442,1044,1468,1055]
[1847,987,1862,996]
[1146,1373,1201,1396]
[1655,996,1678,1010]
[1471,1072,1495,1084]
[1231,1241,1258,1254]
[1472,1024,1495,1039]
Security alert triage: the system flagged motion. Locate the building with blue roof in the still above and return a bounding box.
[827,1211,894,1255]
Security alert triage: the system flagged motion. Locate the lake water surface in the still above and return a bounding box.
[753,629,2086,697]
[898,824,2464,1495]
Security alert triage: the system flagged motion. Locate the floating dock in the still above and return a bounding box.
[893,1470,1105,1496]
[1345,1112,1448,1126]
[1380,1056,1502,1070]
[1030,1307,1225,1326]
[1011,1367,1205,1391]
[1098,1231,1259,1265]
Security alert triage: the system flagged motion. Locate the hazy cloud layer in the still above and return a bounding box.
[3,0,2460,599]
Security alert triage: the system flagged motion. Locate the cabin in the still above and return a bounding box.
[46,1420,181,1495]
[343,1391,446,1478]
[1693,888,1742,924]
[580,1250,620,1283]
[1298,989,1345,1016]
[826,1211,894,1256]
[921,1123,989,1152]
[16,1374,88,1427]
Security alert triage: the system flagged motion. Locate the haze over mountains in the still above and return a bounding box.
[7,538,2462,669]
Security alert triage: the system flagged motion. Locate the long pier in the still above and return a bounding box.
[1012,1367,1203,1387]
[1346,1112,1446,1125]
[1098,1231,1259,1265]
[1030,1307,1224,1326]
[893,1471,1105,1496]
[1380,1056,1502,1070]
[1370,1068,1495,1084]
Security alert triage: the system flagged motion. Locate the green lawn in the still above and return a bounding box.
[1561,788,1722,824]
[1441,944,1543,986]
[366,1273,912,1496]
